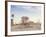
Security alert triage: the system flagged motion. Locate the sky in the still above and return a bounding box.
[11,5,41,24]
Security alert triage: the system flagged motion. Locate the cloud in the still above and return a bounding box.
[20,6,41,14]
[22,6,31,9]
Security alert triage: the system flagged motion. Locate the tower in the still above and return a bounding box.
[11,14,14,26]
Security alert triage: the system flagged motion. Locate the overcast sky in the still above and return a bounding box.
[11,5,41,24]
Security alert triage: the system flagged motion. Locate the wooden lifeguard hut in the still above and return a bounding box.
[21,16,29,25]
